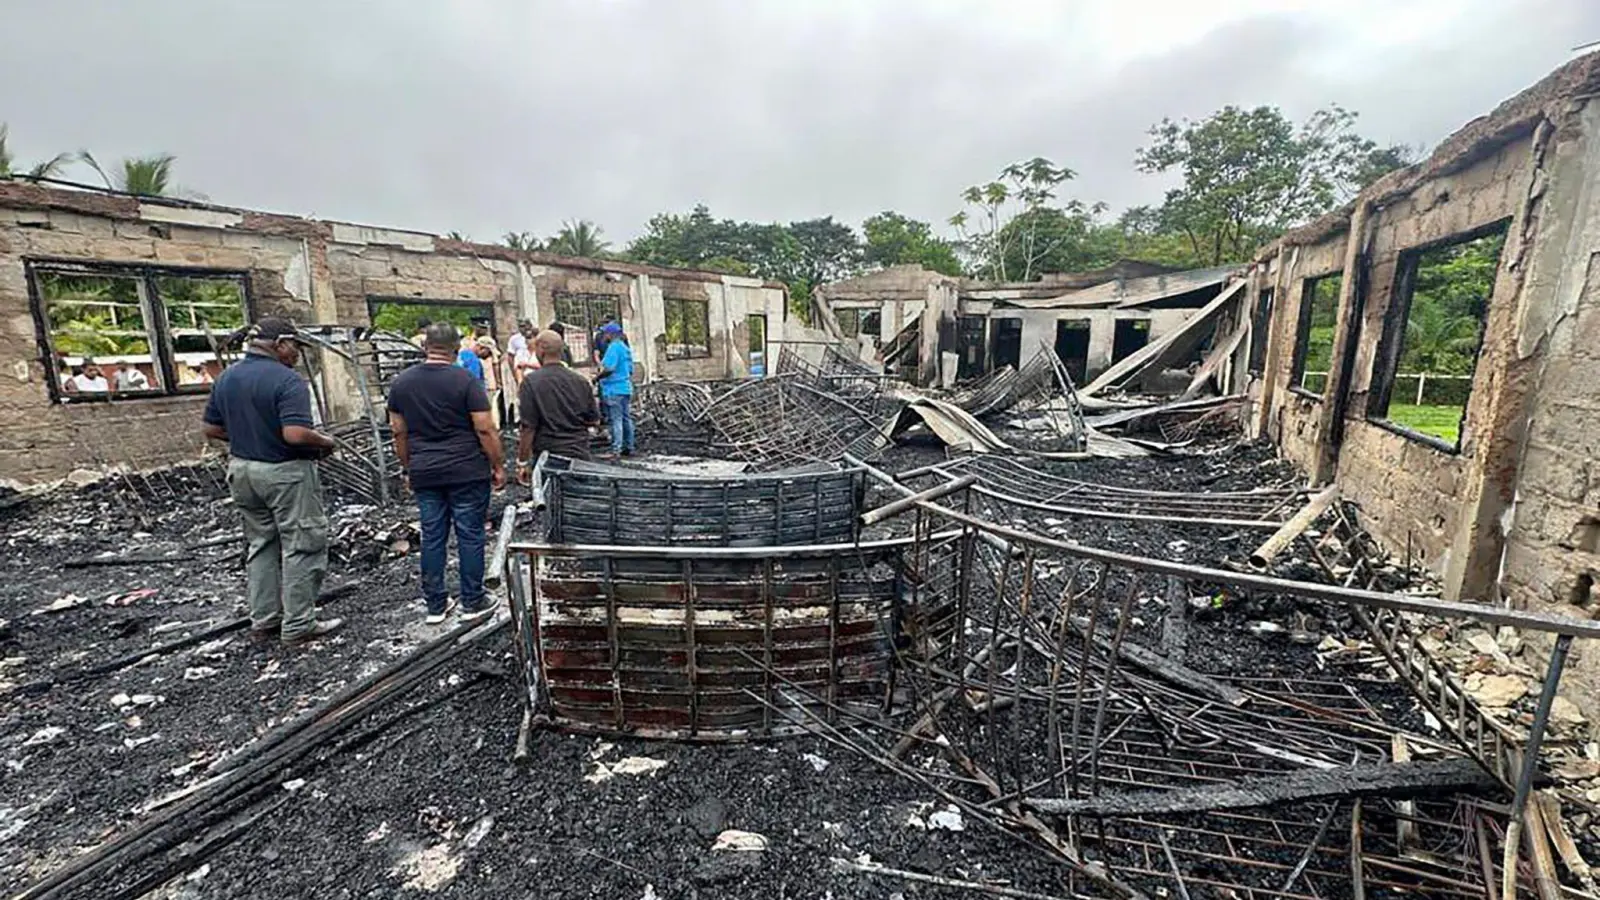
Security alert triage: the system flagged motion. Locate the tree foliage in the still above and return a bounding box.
[502,231,541,251]
[547,219,611,258]
[860,211,962,275]
[1135,105,1394,265]
[0,124,71,181]
[1400,230,1502,375]
[80,151,184,197]
[949,157,1075,281]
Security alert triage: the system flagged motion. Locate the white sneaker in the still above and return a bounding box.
[424,597,458,625]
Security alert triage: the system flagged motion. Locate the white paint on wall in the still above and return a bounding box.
[330,223,435,253]
[137,203,242,229]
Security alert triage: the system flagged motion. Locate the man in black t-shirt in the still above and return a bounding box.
[515,330,600,479]
[387,323,506,624]
[201,317,343,646]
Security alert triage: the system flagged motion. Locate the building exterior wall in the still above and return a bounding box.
[1256,133,1537,602]
[0,197,319,483]
[0,183,788,485]
[1501,100,1600,654]
[1248,56,1600,687]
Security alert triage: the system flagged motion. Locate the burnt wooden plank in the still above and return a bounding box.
[1024,758,1500,818]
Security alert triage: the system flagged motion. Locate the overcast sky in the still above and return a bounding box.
[3,0,1596,245]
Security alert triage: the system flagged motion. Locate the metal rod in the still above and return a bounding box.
[1502,633,1574,900]
[899,500,1600,638]
[861,474,978,525]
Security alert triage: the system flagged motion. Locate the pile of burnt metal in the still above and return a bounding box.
[631,340,1089,470]
[509,456,1600,898]
[507,457,961,738]
[830,483,1598,898]
[632,370,894,470]
[295,325,423,505]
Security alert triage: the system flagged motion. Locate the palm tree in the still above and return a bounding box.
[547,219,610,258]
[78,151,181,197]
[502,231,541,252]
[0,124,71,180]
[445,231,472,241]
[1402,296,1482,375]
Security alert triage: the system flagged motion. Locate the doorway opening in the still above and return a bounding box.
[991,317,1023,371]
[1112,318,1151,363]
[1054,319,1091,384]
[957,315,987,379]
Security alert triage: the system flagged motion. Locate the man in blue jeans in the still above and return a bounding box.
[387,322,506,624]
[596,321,635,458]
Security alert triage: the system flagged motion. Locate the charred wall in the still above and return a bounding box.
[0,196,320,484]
[0,184,789,485]
[1253,55,1600,676]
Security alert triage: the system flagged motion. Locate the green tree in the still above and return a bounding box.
[80,151,185,197]
[625,205,798,278]
[786,216,862,290]
[547,219,611,258]
[445,231,472,241]
[860,211,962,276]
[949,157,1075,281]
[1400,229,1503,374]
[502,231,541,251]
[0,124,71,180]
[1135,104,1386,265]
[1352,143,1416,192]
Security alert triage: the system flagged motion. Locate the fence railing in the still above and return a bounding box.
[1300,370,1473,406]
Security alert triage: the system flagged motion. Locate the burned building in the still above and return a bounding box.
[1240,49,1600,694]
[0,182,792,486]
[814,260,1240,390]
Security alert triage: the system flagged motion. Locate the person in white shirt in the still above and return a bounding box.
[71,359,109,393]
[114,363,150,391]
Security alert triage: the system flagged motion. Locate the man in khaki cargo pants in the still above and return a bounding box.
[202,317,344,646]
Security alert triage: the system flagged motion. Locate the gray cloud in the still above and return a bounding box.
[2,0,1596,245]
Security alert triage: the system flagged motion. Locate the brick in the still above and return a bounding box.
[1523,442,1591,502]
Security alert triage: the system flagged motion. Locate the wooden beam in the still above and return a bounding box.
[1025,758,1498,818]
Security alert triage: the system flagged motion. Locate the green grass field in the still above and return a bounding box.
[1385,403,1463,445]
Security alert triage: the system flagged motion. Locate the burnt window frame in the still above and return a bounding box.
[1365,219,1509,455]
[27,258,254,405]
[551,291,623,367]
[1247,287,1274,376]
[1289,271,1343,401]
[662,296,712,360]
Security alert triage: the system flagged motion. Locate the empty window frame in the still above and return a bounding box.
[30,262,249,402]
[1368,222,1508,450]
[552,292,622,366]
[1290,272,1343,398]
[859,310,882,339]
[835,308,862,338]
[663,297,711,360]
[1247,288,1274,376]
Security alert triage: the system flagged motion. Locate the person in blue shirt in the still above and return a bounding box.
[455,341,484,382]
[596,321,635,457]
[201,317,344,646]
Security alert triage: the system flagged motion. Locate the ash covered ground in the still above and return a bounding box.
[0,437,1425,899]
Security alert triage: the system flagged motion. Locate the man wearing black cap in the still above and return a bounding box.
[202,317,343,646]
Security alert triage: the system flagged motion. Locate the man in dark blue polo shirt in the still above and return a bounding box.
[388,322,506,624]
[202,317,344,646]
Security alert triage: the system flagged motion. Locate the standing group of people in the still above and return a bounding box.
[202,312,638,647]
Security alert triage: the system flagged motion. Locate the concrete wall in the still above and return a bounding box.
[0,183,788,485]
[1246,47,1600,651]
[1502,100,1600,635]
[986,307,1196,380]
[1256,134,1535,603]
[0,197,320,483]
